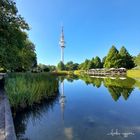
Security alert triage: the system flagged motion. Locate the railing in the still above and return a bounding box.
[87,68,126,76]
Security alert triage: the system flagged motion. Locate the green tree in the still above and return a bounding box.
[38,64,50,72]
[94,56,102,68]
[47,65,56,72]
[119,46,134,69]
[87,61,95,69]
[17,40,37,71]
[83,59,90,70]
[57,61,65,71]
[73,63,79,70]
[104,46,121,68]
[0,0,36,71]
[65,61,79,71]
[65,61,74,70]
[134,53,140,67]
[102,56,106,68]
[78,62,85,70]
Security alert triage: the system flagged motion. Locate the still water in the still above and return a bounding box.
[14,76,140,140]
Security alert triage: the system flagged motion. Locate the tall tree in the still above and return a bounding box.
[94,56,102,68]
[0,0,36,71]
[57,61,65,71]
[104,46,121,68]
[17,40,37,71]
[134,53,140,67]
[87,60,95,69]
[119,46,134,69]
[72,63,79,70]
[65,61,74,70]
[78,62,85,70]
[83,59,90,70]
[102,56,106,68]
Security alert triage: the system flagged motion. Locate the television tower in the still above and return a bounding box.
[59,26,65,63]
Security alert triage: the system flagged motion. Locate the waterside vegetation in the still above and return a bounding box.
[79,75,137,101]
[57,46,138,71]
[4,72,140,110]
[5,73,59,110]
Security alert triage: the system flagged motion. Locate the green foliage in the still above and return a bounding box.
[78,62,85,70]
[48,65,56,71]
[79,75,135,101]
[104,46,121,68]
[65,61,79,71]
[78,46,136,70]
[57,61,65,71]
[0,0,37,71]
[17,40,37,71]
[5,73,59,109]
[83,59,90,70]
[134,53,140,66]
[119,46,134,69]
[38,64,50,72]
[102,56,106,68]
[94,56,102,68]
[87,61,95,69]
[78,56,103,70]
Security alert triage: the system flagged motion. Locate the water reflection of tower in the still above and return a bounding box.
[59,81,66,121]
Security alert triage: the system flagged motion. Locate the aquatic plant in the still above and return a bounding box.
[5,73,59,109]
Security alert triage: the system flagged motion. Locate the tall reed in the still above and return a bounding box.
[5,73,59,109]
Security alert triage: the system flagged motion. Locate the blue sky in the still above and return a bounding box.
[16,0,140,65]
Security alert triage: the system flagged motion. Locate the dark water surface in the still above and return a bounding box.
[14,76,140,140]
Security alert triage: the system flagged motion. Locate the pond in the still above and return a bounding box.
[11,75,140,140]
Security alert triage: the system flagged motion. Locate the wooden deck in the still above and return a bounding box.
[87,68,126,76]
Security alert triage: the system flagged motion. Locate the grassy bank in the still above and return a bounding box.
[5,73,59,110]
[127,70,140,78]
[52,70,85,76]
[52,71,74,75]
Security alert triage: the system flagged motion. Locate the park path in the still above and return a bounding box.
[0,87,16,140]
[0,89,5,140]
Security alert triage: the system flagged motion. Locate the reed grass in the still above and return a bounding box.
[5,73,59,109]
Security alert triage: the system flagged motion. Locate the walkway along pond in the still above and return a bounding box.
[0,78,16,140]
[3,73,140,140]
[87,68,126,76]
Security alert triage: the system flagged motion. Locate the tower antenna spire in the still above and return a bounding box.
[59,25,65,63]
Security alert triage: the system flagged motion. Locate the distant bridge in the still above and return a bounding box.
[87,68,126,76]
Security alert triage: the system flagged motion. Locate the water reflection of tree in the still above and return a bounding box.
[107,86,134,101]
[135,78,140,90]
[58,75,79,83]
[79,75,103,88]
[80,75,136,101]
[13,94,59,140]
[103,77,135,101]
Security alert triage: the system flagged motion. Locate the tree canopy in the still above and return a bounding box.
[104,46,121,68]
[57,61,65,71]
[0,0,37,71]
[134,53,140,67]
[119,46,134,69]
[94,56,102,68]
[65,61,79,71]
[78,46,136,70]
